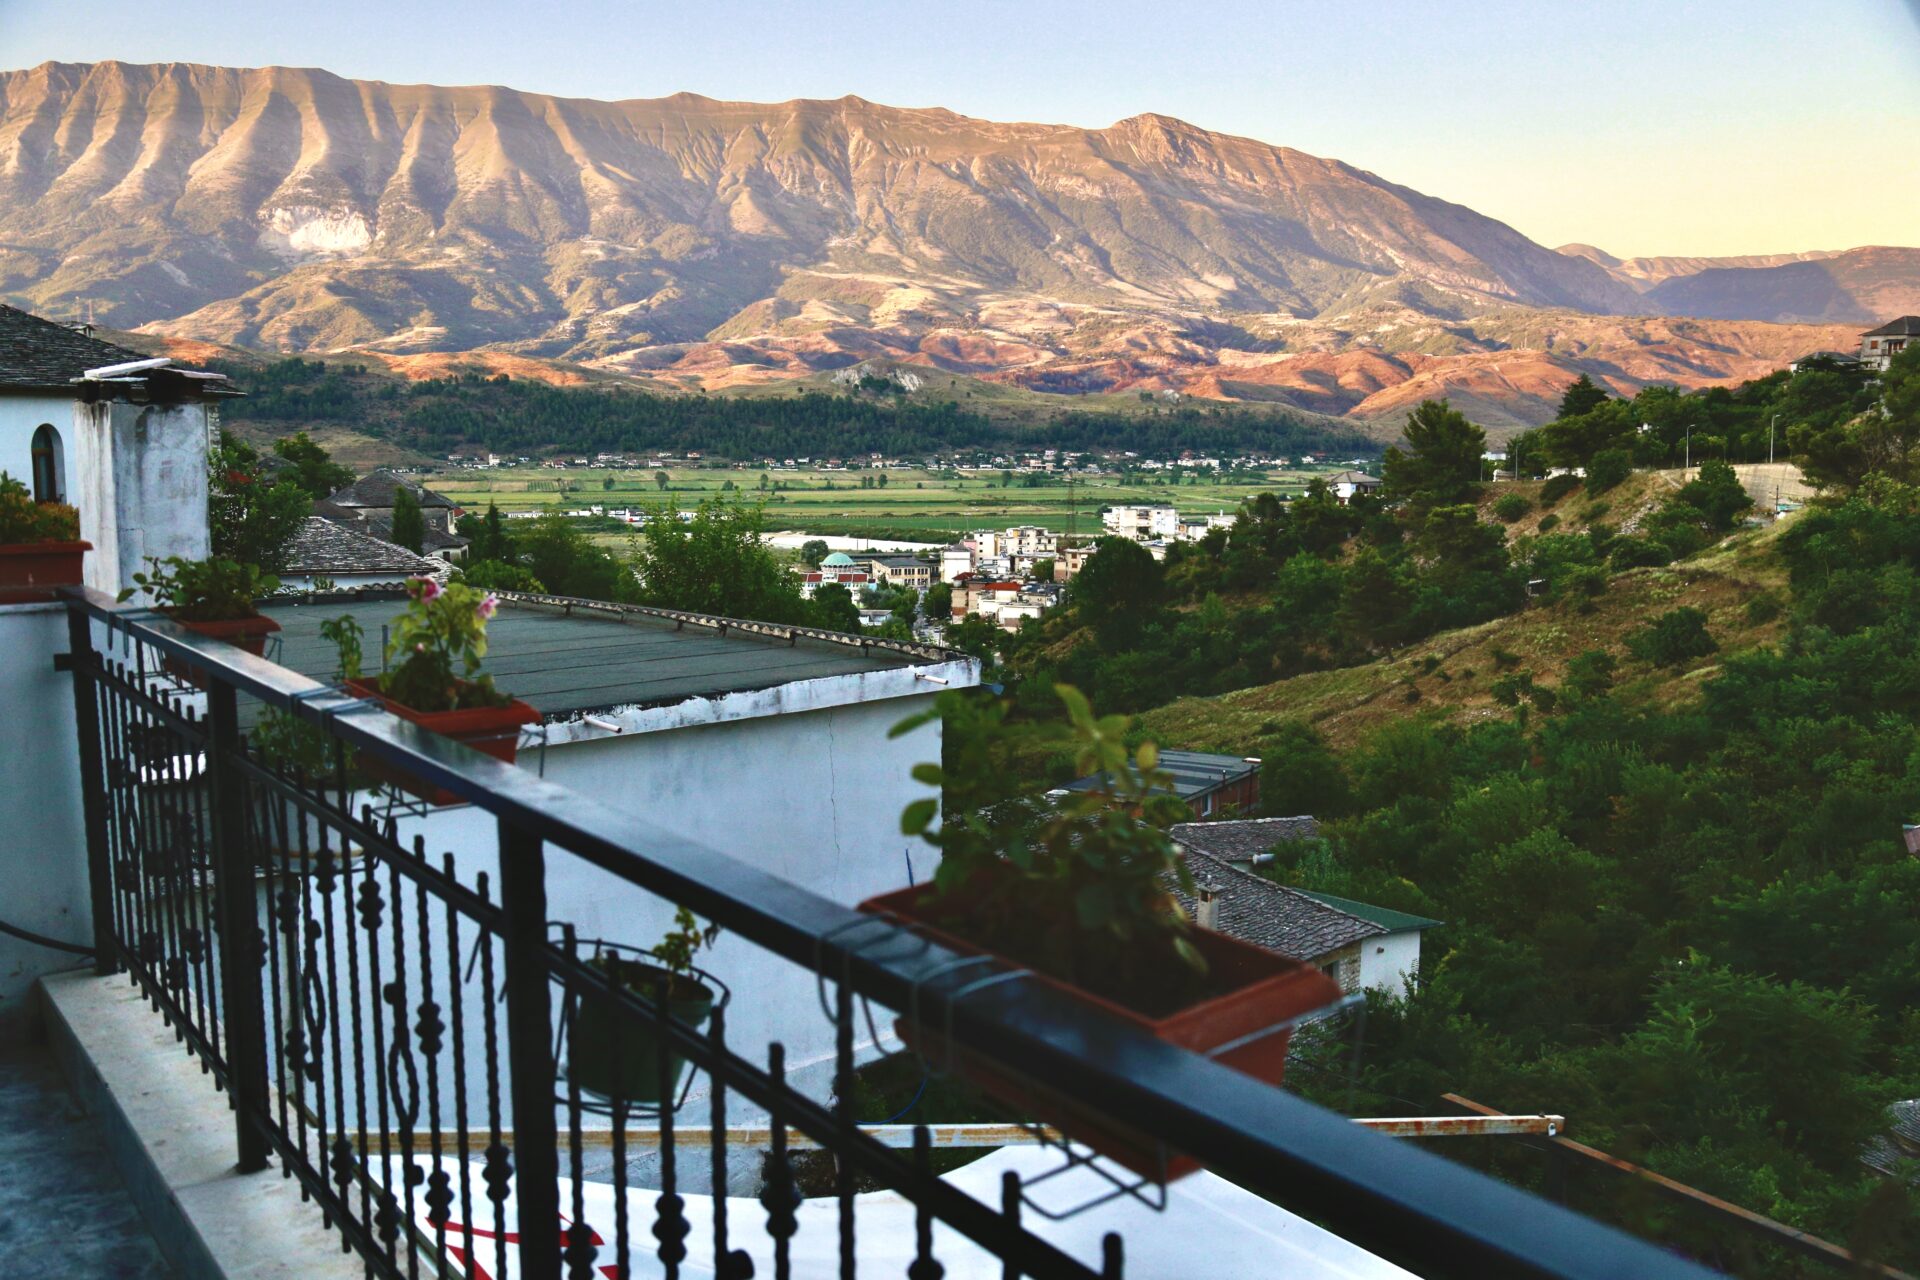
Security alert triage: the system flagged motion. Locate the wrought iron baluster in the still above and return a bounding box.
[909,1126,943,1280]
[835,979,856,1280]
[762,1043,798,1280]
[443,855,476,1277]
[498,822,561,1280]
[476,872,512,1280]
[207,681,270,1171]
[654,965,686,1280]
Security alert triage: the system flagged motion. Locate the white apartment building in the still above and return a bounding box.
[1103,504,1181,542]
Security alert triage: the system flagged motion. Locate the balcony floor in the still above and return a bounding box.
[0,1042,172,1278]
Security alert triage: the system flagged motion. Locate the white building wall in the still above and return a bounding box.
[1356,930,1423,997]
[0,393,71,497]
[72,399,214,596]
[0,604,90,1038]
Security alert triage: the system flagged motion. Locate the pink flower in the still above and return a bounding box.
[476,594,499,621]
[415,642,425,653]
[414,576,442,601]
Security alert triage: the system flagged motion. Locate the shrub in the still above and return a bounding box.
[1493,493,1534,523]
[0,472,79,544]
[1537,513,1561,533]
[1610,536,1672,570]
[1491,646,1522,670]
[1582,501,1612,524]
[1745,591,1784,626]
[1585,448,1632,495]
[1540,474,1581,506]
[1628,606,1718,667]
[1563,648,1617,698]
[1560,563,1608,601]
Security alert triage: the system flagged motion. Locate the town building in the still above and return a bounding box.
[0,304,231,595]
[1053,543,1095,582]
[1169,816,1320,865]
[799,550,871,597]
[1860,316,1920,372]
[939,542,974,584]
[1059,748,1262,819]
[863,553,934,591]
[323,470,469,562]
[1327,471,1383,505]
[1102,503,1180,542]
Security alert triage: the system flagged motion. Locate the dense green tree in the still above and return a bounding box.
[465,503,514,563]
[389,485,425,553]
[456,559,545,593]
[799,539,830,567]
[1257,722,1353,819]
[632,497,807,623]
[1382,400,1487,507]
[923,581,954,622]
[515,514,638,602]
[1557,373,1611,419]
[1067,537,1164,643]
[809,582,861,633]
[209,433,310,572]
[271,432,353,499]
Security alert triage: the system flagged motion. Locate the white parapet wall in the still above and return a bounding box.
[0,603,90,1039]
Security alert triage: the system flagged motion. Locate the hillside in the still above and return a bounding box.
[0,60,1897,430]
[1137,494,1792,755]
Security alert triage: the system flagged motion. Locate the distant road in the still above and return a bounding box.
[763,531,944,552]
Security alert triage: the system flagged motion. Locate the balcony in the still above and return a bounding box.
[5,586,1725,1280]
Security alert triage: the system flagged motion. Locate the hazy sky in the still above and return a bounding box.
[5,0,1917,256]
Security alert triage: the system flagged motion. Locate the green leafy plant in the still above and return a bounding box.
[649,906,720,977]
[896,684,1207,1013]
[1540,473,1581,506]
[366,577,511,713]
[121,556,278,622]
[251,710,358,784]
[1628,606,1718,667]
[320,615,364,681]
[0,471,79,544]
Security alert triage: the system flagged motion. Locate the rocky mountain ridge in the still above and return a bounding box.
[0,60,1902,428]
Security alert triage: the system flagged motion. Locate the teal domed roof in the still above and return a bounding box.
[821,552,857,567]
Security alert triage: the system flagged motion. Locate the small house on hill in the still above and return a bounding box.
[1860,317,1920,372]
[1169,847,1439,995]
[1327,471,1382,505]
[279,516,445,590]
[1170,816,1320,864]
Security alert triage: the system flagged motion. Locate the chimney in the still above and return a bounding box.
[1905,825,1920,857]
[71,381,215,597]
[1195,885,1219,932]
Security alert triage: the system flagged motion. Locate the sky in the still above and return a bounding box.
[4,0,1918,257]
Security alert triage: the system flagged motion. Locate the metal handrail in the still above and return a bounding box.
[59,586,1724,1280]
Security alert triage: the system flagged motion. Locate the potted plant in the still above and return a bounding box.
[565,908,721,1104]
[0,471,89,603]
[122,555,282,684]
[336,578,539,804]
[861,685,1342,1178]
[248,710,365,864]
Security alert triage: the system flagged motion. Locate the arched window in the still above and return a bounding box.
[30,424,64,504]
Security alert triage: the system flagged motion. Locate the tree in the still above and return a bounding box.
[1627,606,1717,667]
[799,539,831,567]
[1068,537,1163,642]
[389,484,426,553]
[602,474,616,491]
[466,503,514,563]
[632,497,809,624]
[654,470,670,491]
[515,514,637,602]
[209,433,310,572]
[1257,721,1353,819]
[1557,374,1610,419]
[1674,458,1752,531]
[271,431,353,499]
[809,582,861,633]
[457,560,545,593]
[1382,400,1486,507]
[1030,557,1056,583]
[922,581,954,622]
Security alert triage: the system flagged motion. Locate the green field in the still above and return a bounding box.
[422,465,1351,543]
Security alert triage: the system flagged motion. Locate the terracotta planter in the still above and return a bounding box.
[860,881,1343,1179]
[343,678,540,805]
[566,958,715,1104]
[162,613,282,687]
[0,539,90,604]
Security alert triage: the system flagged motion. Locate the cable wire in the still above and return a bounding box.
[0,918,95,957]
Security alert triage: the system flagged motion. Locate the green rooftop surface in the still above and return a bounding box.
[260,595,922,719]
[1297,889,1443,934]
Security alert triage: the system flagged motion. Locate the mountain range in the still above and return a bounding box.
[2,60,1912,430]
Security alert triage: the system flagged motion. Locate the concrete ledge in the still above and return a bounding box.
[38,969,362,1280]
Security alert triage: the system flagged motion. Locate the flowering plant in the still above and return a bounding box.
[374,577,510,713]
[0,471,79,544]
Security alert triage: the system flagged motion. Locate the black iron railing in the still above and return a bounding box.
[58,586,1724,1280]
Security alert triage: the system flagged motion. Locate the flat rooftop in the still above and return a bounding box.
[261,593,955,721]
[1062,749,1259,801]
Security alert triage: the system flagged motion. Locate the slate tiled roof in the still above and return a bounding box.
[1168,848,1383,962]
[327,469,456,510]
[1863,316,1920,338]
[1062,749,1258,802]
[1861,1100,1920,1178]
[284,518,441,578]
[1170,817,1320,862]
[0,305,147,392]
